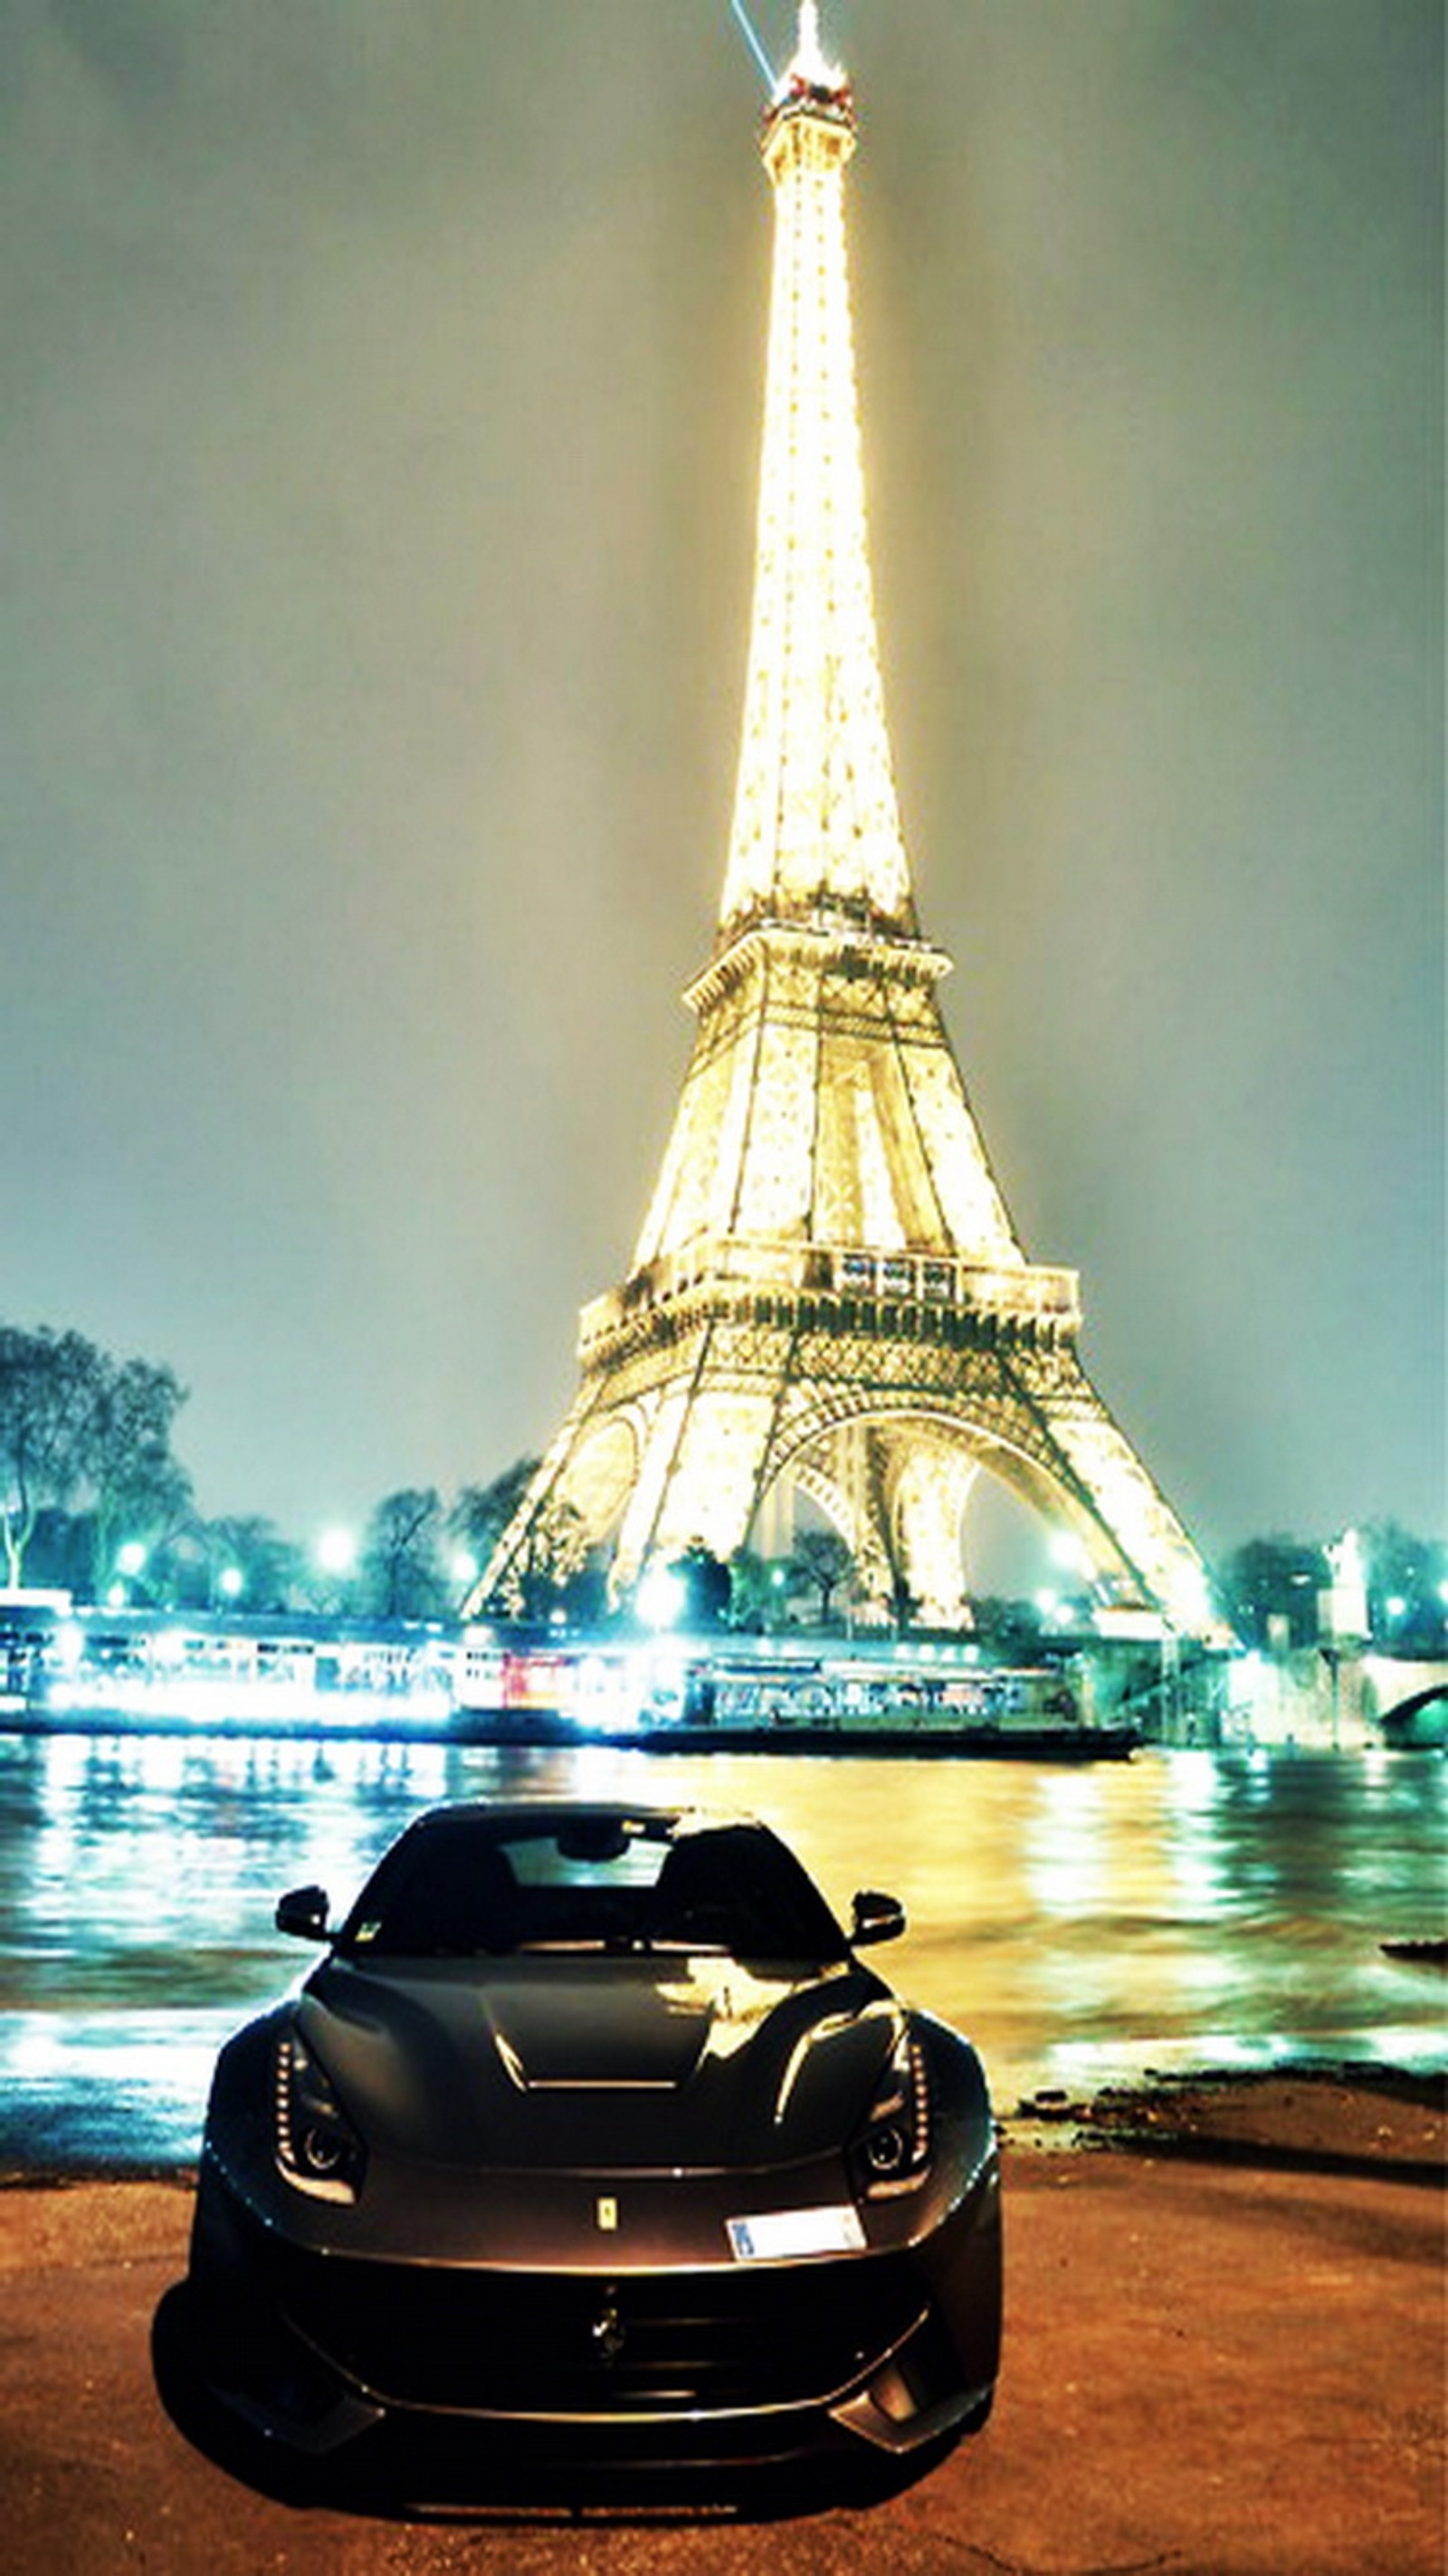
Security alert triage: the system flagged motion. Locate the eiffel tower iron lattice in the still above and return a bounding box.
[474,5,1216,1640]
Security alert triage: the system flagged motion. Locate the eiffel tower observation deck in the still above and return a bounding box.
[477,5,1217,1639]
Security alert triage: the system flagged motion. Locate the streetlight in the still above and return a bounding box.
[113,1541,149,1608]
[317,1528,357,1578]
[638,1567,686,1631]
[316,1527,357,1624]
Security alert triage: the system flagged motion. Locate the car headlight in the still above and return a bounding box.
[273,2027,367,2203]
[851,2023,931,2199]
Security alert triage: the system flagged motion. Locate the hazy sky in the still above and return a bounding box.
[3,0,1442,1578]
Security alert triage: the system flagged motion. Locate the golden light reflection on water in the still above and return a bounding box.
[0,1733,1443,2162]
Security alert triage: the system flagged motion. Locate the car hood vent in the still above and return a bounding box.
[481,1966,724,2091]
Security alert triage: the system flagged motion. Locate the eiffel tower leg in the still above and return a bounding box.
[994,1343,1215,1634]
[610,1377,781,1598]
[888,1443,979,1630]
[789,1426,890,1623]
[798,1424,977,1630]
[472,1395,620,1615]
[758,1335,1219,1640]
[787,1421,927,1628]
[754,1476,795,1566]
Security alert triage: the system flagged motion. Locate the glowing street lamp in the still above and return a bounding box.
[315,1527,357,1618]
[112,1541,150,1608]
[217,1565,244,1605]
[317,1527,357,1579]
[638,1566,686,1631]
[450,1549,480,1617]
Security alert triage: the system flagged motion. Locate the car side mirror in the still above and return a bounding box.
[851,1888,906,1946]
[275,1884,330,1941]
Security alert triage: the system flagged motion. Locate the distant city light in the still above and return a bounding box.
[116,1542,147,1578]
[217,1566,244,1602]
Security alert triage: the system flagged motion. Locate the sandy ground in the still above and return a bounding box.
[0,2072,1442,2576]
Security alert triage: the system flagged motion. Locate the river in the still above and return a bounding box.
[0,1732,1442,2170]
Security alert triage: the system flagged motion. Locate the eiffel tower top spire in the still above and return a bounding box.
[719,4,916,944]
[777,4,843,96]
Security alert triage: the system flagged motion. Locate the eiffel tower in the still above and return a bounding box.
[476,5,1216,1638]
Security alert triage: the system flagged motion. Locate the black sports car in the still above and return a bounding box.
[185,1799,1000,2501]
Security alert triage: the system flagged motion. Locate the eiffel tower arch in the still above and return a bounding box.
[474,7,1218,1642]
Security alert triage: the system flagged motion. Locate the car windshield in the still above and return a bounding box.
[336,1811,848,1964]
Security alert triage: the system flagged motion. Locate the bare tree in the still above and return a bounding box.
[84,1358,191,1596]
[449,1459,541,1590]
[0,1329,106,1587]
[789,1527,855,1626]
[360,1488,446,1621]
[0,1326,192,1595]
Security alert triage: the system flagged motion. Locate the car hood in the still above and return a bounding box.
[296,1951,900,2171]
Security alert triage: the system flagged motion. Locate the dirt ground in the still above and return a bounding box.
[0,2071,1443,2576]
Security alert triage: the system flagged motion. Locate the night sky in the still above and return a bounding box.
[3,2,1442,1579]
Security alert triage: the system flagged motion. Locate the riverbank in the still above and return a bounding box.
[1,2070,1441,2575]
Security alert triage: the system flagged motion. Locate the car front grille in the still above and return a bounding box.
[278,2247,926,2417]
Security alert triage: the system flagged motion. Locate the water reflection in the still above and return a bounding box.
[0,1732,1442,2168]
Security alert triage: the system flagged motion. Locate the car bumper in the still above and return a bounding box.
[187,2150,1000,2489]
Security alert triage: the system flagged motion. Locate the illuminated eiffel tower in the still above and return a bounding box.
[478,5,1215,1636]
